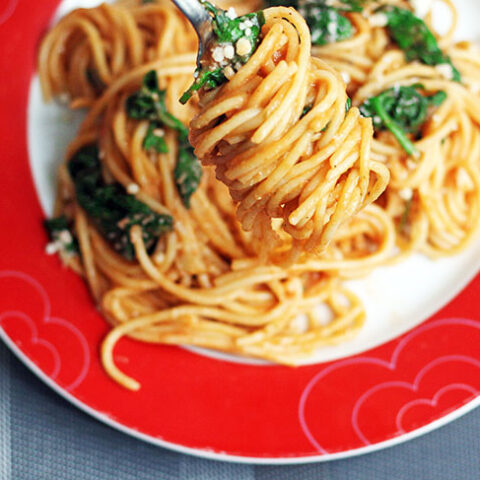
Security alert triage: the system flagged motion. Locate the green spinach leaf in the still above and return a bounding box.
[68,145,173,260]
[174,143,203,208]
[359,84,447,155]
[127,71,203,207]
[378,6,461,82]
[181,2,265,104]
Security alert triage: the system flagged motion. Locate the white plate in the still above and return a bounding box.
[28,0,480,366]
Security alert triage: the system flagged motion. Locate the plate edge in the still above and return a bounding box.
[0,323,478,464]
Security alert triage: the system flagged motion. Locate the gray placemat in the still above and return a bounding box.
[1,343,478,480]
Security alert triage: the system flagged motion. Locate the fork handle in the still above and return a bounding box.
[170,0,212,59]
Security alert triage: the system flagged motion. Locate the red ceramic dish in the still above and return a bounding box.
[0,0,479,463]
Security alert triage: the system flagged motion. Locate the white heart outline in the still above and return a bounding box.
[395,383,479,434]
[298,318,480,453]
[351,355,480,445]
[0,270,90,391]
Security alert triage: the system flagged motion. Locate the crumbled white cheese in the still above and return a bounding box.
[153,252,165,264]
[410,0,434,18]
[469,82,480,94]
[307,6,322,18]
[327,20,338,37]
[46,228,74,256]
[223,44,235,60]
[223,65,235,79]
[244,27,252,36]
[236,37,251,56]
[435,63,455,80]
[153,128,165,137]
[58,230,72,244]
[126,183,140,194]
[340,71,351,84]
[311,29,322,44]
[226,7,237,20]
[406,159,417,170]
[212,46,225,63]
[45,241,61,255]
[398,188,414,201]
[369,13,388,27]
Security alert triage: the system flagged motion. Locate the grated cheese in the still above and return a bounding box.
[126,183,140,194]
[45,241,61,255]
[406,159,417,170]
[223,65,235,79]
[435,63,455,80]
[369,13,388,27]
[226,7,237,20]
[398,188,413,201]
[58,230,72,244]
[223,44,235,60]
[410,0,434,18]
[236,37,251,56]
[340,71,351,84]
[212,46,225,63]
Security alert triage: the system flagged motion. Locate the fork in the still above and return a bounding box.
[170,0,214,68]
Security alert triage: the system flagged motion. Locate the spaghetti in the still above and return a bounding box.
[189,6,390,259]
[39,0,480,390]
[38,0,197,108]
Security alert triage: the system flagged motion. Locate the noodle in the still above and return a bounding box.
[189,7,390,260]
[39,0,197,108]
[39,0,480,390]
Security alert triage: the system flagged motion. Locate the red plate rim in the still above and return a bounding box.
[0,0,479,463]
[0,324,479,464]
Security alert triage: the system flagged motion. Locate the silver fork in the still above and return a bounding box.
[170,0,214,67]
